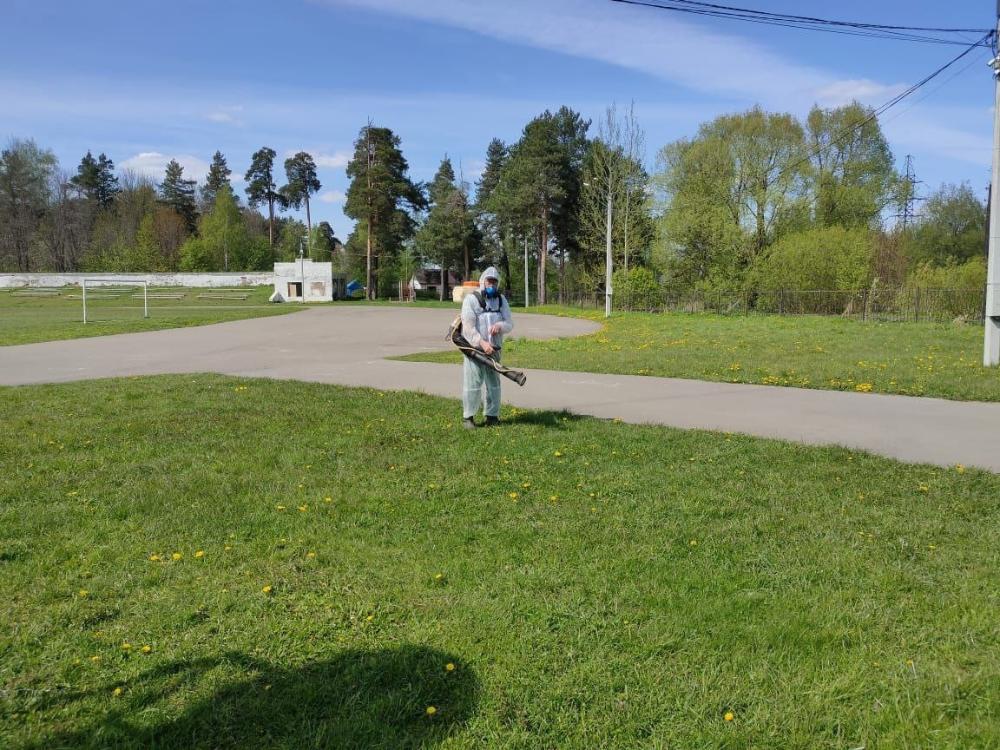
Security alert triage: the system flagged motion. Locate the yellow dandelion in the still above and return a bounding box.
[324,496,333,503]
[276,504,286,511]
[724,711,734,722]
[365,614,374,622]
[141,645,152,654]
[262,585,273,594]
[171,552,182,561]
[121,642,132,651]
[90,655,101,663]
[149,554,161,562]
[78,589,89,598]
[298,505,308,512]
[549,495,558,501]
[425,706,437,716]
[509,492,519,500]
[112,687,123,697]
[689,540,698,547]
[224,545,232,551]
[194,550,204,559]
[306,551,316,559]
[955,464,965,474]
[521,482,531,489]
[434,573,445,581]
[554,451,563,457]
[445,663,456,672]
[918,484,929,492]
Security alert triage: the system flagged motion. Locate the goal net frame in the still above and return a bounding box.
[82,278,149,324]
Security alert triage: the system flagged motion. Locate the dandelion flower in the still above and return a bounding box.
[90,655,101,663]
[306,551,316,559]
[724,711,734,722]
[141,645,152,654]
[554,451,563,457]
[194,550,204,559]
[224,545,232,551]
[298,505,308,512]
[689,540,698,547]
[149,554,161,562]
[262,585,273,595]
[324,496,333,503]
[445,663,455,672]
[121,642,132,651]
[365,615,374,622]
[434,573,444,581]
[78,589,89,598]
[509,492,519,500]
[112,687,123,697]
[425,706,437,716]
[956,464,965,474]
[276,505,286,511]
[171,552,182,561]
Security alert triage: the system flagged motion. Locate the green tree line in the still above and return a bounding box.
[0,101,987,305]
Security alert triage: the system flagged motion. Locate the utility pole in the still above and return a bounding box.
[985,4,1000,366]
[604,187,613,318]
[523,235,529,308]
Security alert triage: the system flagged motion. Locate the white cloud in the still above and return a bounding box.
[205,105,245,125]
[120,152,211,183]
[813,79,908,108]
[322,0,830,107]
[319,189,346,203]
[283,149,351,168]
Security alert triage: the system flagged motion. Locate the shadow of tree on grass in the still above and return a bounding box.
[24,645,478,750]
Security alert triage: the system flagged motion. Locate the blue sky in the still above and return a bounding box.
[3,0,994,236]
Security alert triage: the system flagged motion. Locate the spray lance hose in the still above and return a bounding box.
[447,315,527,387]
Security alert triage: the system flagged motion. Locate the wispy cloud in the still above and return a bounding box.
[283,149,351,168]
[321,0,883,109]
[120,152,210,182]
[206,105,245,126]
[319,189,346,204]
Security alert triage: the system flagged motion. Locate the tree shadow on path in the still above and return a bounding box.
[24,645,479,750]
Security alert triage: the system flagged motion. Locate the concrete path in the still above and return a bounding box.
[2,306,998,472]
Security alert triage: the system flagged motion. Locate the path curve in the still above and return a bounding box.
[2,306,998,473]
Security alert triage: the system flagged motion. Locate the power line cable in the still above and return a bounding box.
[778,31,994,180]
[610,0,993,46]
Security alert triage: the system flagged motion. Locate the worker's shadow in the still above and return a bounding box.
[23,645,479,750]
[504,409,584,429]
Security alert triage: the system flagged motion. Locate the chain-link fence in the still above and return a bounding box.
[548,287,986,323]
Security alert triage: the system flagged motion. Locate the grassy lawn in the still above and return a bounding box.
[0,287,304,347]
[403,307,1000,402]
[2,375,997,748]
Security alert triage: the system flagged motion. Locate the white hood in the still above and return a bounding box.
[479,266,500,290]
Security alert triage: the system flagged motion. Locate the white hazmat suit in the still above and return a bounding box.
[461,267,514,421]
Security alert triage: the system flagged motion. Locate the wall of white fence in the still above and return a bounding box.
[0,272,273,289]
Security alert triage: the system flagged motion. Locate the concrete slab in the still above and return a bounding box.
[2,306,998,472]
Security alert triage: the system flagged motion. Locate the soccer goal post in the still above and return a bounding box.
[82,278,148,324]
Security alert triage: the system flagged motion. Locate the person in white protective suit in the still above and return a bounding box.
[460,267,514,428]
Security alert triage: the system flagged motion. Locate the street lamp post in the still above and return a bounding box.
[585,179,614,318]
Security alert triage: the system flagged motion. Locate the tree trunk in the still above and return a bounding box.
[267,198,275,247]
[464,243,470,281]
[501,228,512,297]
[538,207,548,305]
[366,217,373,301]
[304,195,312,246]
[558,247,565,305]
[440,265,445,302]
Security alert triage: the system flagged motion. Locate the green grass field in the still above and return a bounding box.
[404,307,1000,402]
[2,375,997,748]
[0,286,303,346]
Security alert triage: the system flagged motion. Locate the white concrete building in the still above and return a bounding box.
[272,260,335,302]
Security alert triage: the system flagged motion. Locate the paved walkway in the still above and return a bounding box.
[2,306,999,472]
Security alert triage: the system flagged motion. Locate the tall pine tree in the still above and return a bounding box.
[245,147,285,247]
[281,152,321,243]
[344,123,426,299]
[159,159,198,235]
[201,151,233,211]
[70,151,119,208]
[475,138,512,289]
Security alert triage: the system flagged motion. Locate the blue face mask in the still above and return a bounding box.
[484,284,499,298]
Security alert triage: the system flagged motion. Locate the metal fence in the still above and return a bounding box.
[548,287,986,323]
